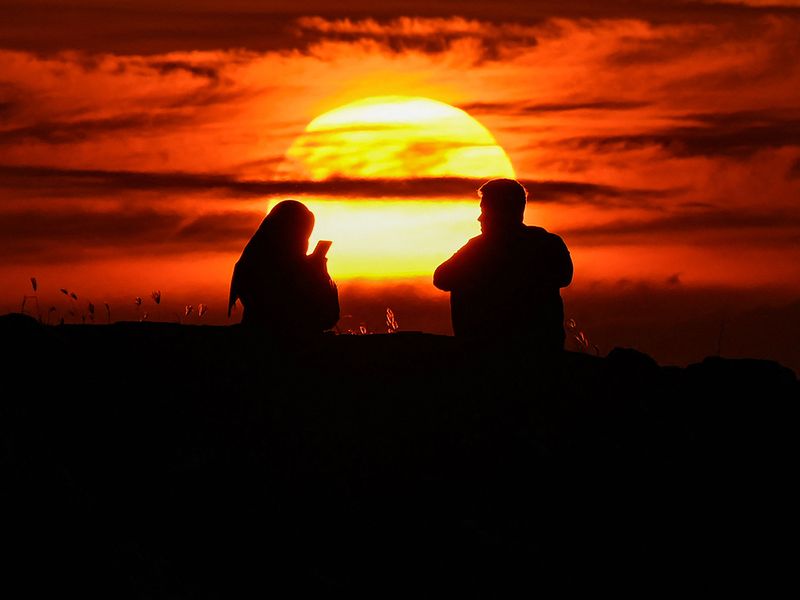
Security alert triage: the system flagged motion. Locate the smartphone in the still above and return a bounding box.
[312,240,332,258]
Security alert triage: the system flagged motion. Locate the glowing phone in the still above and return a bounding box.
[312,240,332,258]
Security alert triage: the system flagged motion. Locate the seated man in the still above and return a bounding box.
[433,178,573,351]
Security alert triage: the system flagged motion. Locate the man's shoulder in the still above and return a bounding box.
[458,234,484,251]
[523,225,566,245]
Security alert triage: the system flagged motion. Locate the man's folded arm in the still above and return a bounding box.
[434,242,478,291]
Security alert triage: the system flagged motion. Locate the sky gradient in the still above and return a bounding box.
[2,1,799,371]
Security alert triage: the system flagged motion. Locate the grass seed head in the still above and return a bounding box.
[386,307,399,333]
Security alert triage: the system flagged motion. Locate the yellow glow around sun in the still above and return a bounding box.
[286,96,515,179]
[303,199,483,279]
[276,96,517,280]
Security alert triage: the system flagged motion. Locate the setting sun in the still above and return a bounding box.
[281,96,515,280]
[286,96,515,179]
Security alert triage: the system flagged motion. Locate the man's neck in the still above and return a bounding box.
[483,223,526,242]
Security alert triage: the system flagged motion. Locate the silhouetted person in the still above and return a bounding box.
[433,179,573,351]
[228,200,339,337]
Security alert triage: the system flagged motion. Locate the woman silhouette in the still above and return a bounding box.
[228,200,339,336]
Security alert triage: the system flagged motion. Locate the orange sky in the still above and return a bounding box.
[1,1,799,368]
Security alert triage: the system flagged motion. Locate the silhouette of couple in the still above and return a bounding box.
[229,178,573,351]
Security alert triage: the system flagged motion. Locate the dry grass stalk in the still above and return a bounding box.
[386,307,399,334]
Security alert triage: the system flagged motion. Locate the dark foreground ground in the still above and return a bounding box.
[2,314,798,596]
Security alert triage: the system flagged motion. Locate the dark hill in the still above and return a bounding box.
[2,314,798,595]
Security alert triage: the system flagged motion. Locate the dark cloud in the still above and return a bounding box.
[175,212,261,247]
[525,180,674,206]
[459,100,650,116]
[561,209,800,246]
[0,101,17,124]
[135,58,260,108]
[0,165,485,198]
[294,17,538,62]
[163,87,256,109]
[0,164,674,205]
[560,110,800,157]
[606,29,718,68]
[627,19,800,93]
[0,112,196,145]
[680,109,800,128]
[149,60,220,81]
[2,1,799,55]
[0,208,187,262]
[607,8,800,70]
[0,208,181,241]
[0,83,24,122]
[0,208,265,263]
[789,157,800,179]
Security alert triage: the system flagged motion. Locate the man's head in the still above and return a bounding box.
[478,178,527,236]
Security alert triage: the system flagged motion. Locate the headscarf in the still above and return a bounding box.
[228,200,315,317]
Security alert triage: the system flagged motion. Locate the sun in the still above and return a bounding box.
[273,96,518,281]
[286,96,515,180]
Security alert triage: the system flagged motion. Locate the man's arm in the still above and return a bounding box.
[433,239,482,292]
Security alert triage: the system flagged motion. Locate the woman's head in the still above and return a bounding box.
[256,200,315,255]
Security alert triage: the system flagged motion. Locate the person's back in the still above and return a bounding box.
[234,251,338,336]
[434,179,572,351]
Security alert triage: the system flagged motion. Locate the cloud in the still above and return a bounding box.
[295,16,538,61]
[0,164,673,205]
[559,110,800,158]
[0,208,187,262]
[148,60,220,81]
[162,84,262,109]
[175,212,261,246]
[0,112,196,145]
[0,100,16,121]
[459,100,650,116]
[0,82,24,121]
[789,157,800,178]
[605,25,722,68]
[0,207,268,263]
[525,180,674,206]
[560,209,800,245]
[0,2,296,55]
[4,2,799,56]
